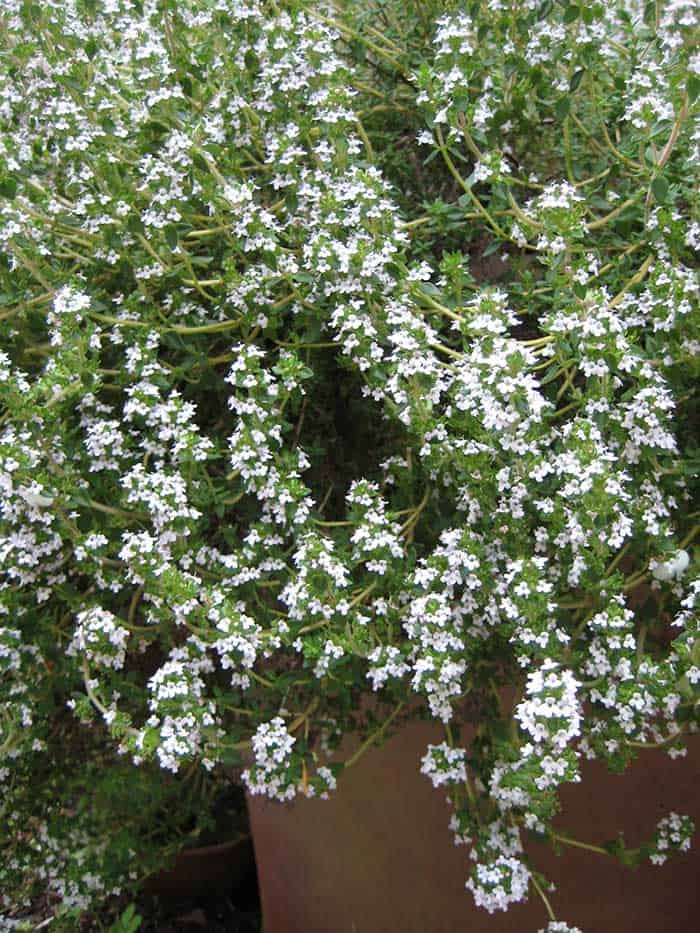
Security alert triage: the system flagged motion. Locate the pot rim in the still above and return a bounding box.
[176,832,251,859]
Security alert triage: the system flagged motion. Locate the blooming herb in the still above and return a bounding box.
[0,0,698,927]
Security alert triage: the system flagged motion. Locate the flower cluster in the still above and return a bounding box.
[69,607,130,671]
[539,924,582,933]
[242,716,299,802]
[647,812,694,866]
[466,820,531,914]
[420,741,468,789]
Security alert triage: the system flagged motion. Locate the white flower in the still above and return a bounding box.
[652,550,690,581]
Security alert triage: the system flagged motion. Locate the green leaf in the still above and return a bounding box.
[285,191,298,214]
[108,904,142,933]
[651,176,668,203]
[348,38,367,63]
[165,225,178,250]
[126,214,144,234]
[192,151,209,172]
[555,96,571,120]
[569,69,586,93]
[0,176,17,199]
[563,4,580,24]
[688,74,700,104]
[482,239,502,257]
[180,75,193,98]
[144,119,170,137]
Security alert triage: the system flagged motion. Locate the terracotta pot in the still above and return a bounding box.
[248,720,700,933]
[145,835,254,898]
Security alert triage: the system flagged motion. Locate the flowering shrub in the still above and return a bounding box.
[0,0,698,927]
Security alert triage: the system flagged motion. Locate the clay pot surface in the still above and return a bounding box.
[145,835,254,898]
[248,720,700,933]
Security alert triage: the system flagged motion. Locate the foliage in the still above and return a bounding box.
[107,904,142,933]
[0,0,698,926]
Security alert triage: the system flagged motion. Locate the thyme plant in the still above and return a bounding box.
[0,0,698,927]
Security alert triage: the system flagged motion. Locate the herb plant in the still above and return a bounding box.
[0,1,698,928]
